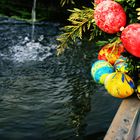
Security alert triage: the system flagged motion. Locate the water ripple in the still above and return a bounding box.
[0,17,122,140]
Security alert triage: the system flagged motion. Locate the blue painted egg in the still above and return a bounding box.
[91,60,114,84]
[114,56,129,73]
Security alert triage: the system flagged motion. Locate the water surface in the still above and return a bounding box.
[0,17,121,140]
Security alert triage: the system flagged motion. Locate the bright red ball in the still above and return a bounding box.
[121,24,140,58]
[94,1,126,34]
[94,0,113,4]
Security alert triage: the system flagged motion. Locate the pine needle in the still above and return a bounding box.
[57,7,94,55]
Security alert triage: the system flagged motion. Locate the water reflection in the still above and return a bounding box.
[68,76,91,137]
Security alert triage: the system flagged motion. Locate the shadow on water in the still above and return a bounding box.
[0,17,122,140]
[84,131,107,140]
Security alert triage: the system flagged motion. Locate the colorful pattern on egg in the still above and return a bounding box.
[94,0,113,5]
[104,72,135,98]
[114,56,129,73]
[121,24,140,58]
[98,43,124,65]
[91,60,114,84]
[94,1,126,34]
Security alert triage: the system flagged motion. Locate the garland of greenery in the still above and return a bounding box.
[57,0,140,96]
[57,0,139,55]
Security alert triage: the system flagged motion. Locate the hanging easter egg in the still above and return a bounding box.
[137,84,140,99]
[121,24,140,57]
[114,56,129,73]
[91,60,114,84]
[98,43,124,65]
[104,72,135,98]
[94,0,113,5]
[94,1,126,34]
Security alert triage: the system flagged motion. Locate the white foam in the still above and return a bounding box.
[9,36,56,63]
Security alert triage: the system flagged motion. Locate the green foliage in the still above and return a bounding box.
[57,6,94,55]
[115,0,136,7]
[60,0,75,6]
[95,37,121,48]
[136,8,140,20]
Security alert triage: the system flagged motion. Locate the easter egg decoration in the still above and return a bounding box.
[94,0,113,5]
[98,43,124,65]
[136,84,140,99]
[121,23,140,58]
[91,60,114,84]
[114,56,129,73]
[94,1,126,34]
[104,72,135,98]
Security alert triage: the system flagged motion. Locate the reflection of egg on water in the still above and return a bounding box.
[104,72,135,98]
[91,60,114,84]
[114,56,129,73]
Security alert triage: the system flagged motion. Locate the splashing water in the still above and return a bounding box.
[9,0,58,63]
[0,0,59,63]
[31,0,36,42]
[0,17,59,63]
[0,16,122,140]
[10,36,57,63]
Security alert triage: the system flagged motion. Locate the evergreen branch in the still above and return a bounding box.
[60,0,75,7]
[57,7,94,55]
[95,37,121,47]
[136,8,140,20]
[108,37,121,48]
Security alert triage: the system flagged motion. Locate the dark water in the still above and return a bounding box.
[0,17,121,140]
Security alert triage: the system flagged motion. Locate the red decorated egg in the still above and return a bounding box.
[94,0,113,5]
[98,43,124,65]
[121,24,140,58]
[94,1,126,34]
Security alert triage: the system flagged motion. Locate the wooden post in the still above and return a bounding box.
[104,97,140,140]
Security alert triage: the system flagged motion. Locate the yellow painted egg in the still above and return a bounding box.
[91,60,114,84]
[104,72,135,98]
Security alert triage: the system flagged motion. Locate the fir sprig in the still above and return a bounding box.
[95,37,121,47]
[136,8,140,20]
[60,0,75,7]
[57,7,94,55]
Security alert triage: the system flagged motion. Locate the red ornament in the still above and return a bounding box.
[98,43,124,65]
[94,1,126,34]
[94,0,113,4]
[121,24,140,58]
